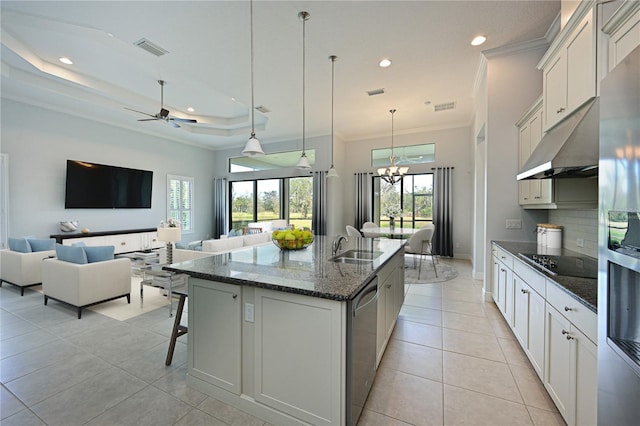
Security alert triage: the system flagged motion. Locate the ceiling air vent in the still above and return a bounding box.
[434,101,456,112]
[134,38,169,57]
[255,105,271,113]
[366,88,385,96]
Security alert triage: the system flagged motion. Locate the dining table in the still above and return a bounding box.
[361,226,418,239]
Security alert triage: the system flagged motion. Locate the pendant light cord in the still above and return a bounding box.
[302,12,307,154]
[390,109,396,163]
[330,56,335,167]
[250,0,255,136]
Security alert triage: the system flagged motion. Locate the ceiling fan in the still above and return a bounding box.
[125,80,197,128]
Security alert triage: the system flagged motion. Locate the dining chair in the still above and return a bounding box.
[362,222,382,238]
[404,226,437,279]
[346,225,363,238]
[243,227,263,235]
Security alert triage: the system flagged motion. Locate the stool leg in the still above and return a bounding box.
[166,294,187,366]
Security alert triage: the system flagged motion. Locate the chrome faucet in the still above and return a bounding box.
[332,235,347,256]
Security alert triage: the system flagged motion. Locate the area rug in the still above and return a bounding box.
[404,255,458,284]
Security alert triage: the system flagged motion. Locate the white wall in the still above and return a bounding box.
[342,126,475,259]
[1,99,218,243]
[482,46,550,290]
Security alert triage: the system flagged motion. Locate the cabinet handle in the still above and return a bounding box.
[501,256,506,259]
[564,306,572,312]
[501,268,506,272]
[121,242,126,245]
[562,330,575,340]
[521,289,529,294]
[232,294,238,299]
[534,196,540,199]
[556,107,565,114]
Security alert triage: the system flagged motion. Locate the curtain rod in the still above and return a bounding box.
[431,167,455,170]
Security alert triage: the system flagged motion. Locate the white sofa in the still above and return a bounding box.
[202,232,271,254]
[0,249,56,295]
[42,257,132,319]
[158,247,215,264]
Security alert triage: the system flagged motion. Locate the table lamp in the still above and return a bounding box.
[158,225,181,264]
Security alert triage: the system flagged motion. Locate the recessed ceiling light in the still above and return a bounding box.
[58,57,73,65]
[471,35,487,46]
[379,58,392,68]
[187,107,195,113]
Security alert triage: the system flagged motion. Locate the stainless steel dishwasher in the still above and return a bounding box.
[347,276,378,426]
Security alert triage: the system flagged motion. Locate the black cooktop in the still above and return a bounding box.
[518,253,598,279]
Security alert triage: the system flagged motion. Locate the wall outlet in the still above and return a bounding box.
[244,303,254,323]
[576,238,584,248]
[506,219,522,229]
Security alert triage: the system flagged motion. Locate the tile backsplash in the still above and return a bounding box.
[548,209,598,258]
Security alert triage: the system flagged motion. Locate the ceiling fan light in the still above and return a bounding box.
[242,134,265,157]
[296,152,311,169]
[327,166,339,178]
[399,166,409,175]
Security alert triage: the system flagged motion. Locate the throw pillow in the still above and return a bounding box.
[55,244,88,264]
[84,245,115,263]
[26,238,55,252]
[8,237,31,253]
[71,242,86,247]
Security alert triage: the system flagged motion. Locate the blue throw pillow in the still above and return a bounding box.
[71,241,86,247]
[8,237,31,253]
[26,238,55,252]
[55,244,88,264]
[83,245,115,263]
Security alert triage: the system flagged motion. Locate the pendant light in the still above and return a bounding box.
[326,55,339,179]
[242,0,265,157]
[296,11,311,169]
[377,109,409,184]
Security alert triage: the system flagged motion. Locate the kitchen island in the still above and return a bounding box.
[165,236,406,426]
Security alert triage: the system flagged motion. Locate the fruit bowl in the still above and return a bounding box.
[271,229,314,250]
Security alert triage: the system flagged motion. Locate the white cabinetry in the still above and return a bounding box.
[540,7,597,131]
[516,97,552,207]
[377,251,405,366]
[188,279,242,394]
[253,288,344,425]
[492,243,598,426]
[603,1,640,71]
[57,229,163,254]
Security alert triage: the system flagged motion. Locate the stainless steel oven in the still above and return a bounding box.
[599,44,640,424]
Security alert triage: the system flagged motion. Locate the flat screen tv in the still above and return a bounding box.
[65,160,153,209]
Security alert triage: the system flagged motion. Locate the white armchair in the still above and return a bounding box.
[42,258,132,319]
[1,249,55,295]
[404,225,437,279]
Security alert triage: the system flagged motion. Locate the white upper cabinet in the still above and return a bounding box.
[540,6,597,131]
[603,1,640,71]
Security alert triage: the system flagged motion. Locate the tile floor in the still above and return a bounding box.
[0,258,565,425]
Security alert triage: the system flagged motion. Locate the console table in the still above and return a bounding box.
[50,228,164,254]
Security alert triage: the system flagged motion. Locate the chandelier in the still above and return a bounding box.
[377,109,408,184]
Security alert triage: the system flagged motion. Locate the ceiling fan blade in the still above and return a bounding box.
[170,117,198,123]
[167,120,181,129]
[124,107,157,119]
[138,118,159,122]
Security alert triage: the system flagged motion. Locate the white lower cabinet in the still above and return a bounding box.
[253,288,344,425]
[492,243,598,426]
[544,303,597,426]
[188,279,242,394]
[377,252,404,366]
[513,276,545,378]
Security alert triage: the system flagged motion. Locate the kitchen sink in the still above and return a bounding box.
[329,250,384,264]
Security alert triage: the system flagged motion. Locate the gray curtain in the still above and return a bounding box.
[212,177,227,238]
[354,172,373,230]
[312,171,327,235]
[433,167,453,257]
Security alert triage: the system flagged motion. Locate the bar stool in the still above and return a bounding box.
[165,288,188,366]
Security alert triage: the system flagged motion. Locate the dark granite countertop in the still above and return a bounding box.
[493,241,597,313]
[164,236,405,301]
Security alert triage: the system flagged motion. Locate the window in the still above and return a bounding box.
[229,177,313,231]
[229,149,316,172]
[371,143,435,168]
[375,173,433,229]
[167,175,194,233]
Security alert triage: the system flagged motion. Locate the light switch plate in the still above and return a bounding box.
[506,219,522,229]
[244,303,254,323]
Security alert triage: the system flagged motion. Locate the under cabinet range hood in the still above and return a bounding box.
[517,98,600,180]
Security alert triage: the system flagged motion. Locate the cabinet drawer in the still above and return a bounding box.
[513,258,546,298]
[546,281,597,343]
[496,247,514,270]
